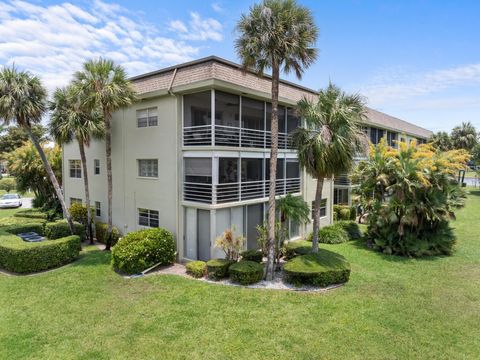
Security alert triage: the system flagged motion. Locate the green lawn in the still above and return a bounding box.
[0,207,22,218]
[1,193,480,359]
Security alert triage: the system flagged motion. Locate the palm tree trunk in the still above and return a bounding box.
[78,140,93,244]
[104,110,113,251]
[265,62,280,281]
[25,126,75,234]
[312,177,324,253]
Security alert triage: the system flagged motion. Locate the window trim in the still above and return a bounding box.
[95,201,101,217]
[137,107,158,128]
[138,208,159,228]
[94,159,100,175]
[69,160,82,178]
[137,159,159,178]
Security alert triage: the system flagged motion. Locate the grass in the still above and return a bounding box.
[0,207,22,219]
[1,192,480,359]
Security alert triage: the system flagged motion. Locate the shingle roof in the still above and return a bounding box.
[130,55,432,139]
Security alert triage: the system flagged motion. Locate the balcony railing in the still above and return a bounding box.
[184,178,301,204]
[183,125,293,149]
[334,175,351,186]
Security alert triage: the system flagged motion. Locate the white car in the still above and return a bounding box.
[0,194,23,208]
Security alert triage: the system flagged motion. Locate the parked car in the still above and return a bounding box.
[0,193,22,208]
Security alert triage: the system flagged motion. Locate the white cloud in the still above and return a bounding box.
[211,3,223,13]
[0,0,223,92]
[169,12,223,41]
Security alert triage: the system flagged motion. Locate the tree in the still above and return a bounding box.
[0,177,16,193]
[428,131,452,152]
[451,122,478,151]
[0,124,47,157]
[471,143,480,165]
[293,84,366,253]
[73,59,136,250]
[50,85,105,244]
[236,0,318,280]
[0,66,74,232]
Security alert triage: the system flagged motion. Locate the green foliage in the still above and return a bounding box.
[334,204,352,220]
[186,260,207,278]
[0,231,81,274]
[319,225,349,244]
[0,124,47,156]
[336,221,362,240]
[349,206,357,221]
[451,121,478,151]
[14,209,48,220]
[276,194,310,225]
[256,221,286,260]
[471,143,480,165]
[283,240,312,260]
[45,220,85,241]
[215,227,245,261]
[206,259,235,280]
[339,208,351,221]
[283,250,351,287]
[0,215,46,228]
[229,260,264,285]
[0,222,45,236]
[240,249,263,263]
[353,139,469,256]
[95,222,121,246]
[111,228,176,275]
[68,203,95,225]
[0,177,16,192]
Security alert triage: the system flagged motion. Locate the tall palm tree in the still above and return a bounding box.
[0,66,75,233]
[236,0,318,280]
[428,131,453,152]
[451,122,478,151]
[49,85,105,244]
[73,59,136,250]
[293,84,366,252]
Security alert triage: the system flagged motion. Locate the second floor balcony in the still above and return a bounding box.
[183,89,300,150]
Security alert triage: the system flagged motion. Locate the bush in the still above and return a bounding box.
[319,224,349,244]
[240,249,263,263]
[0,222,45,236]
[349,206,357,221]
[215,228,245,261]
[333,204,351,221]
[186,260,206,278]
[336,221,362,240]
[206,258,235,280]
[0,216,46,228]
[45,220,85,241]
[0,232,81,274]
[14,209,48,220]
[95,222,121,246]
[68,203,95,225]
[283,250,351,287]
[229,260,264,285]
[111,228,176,275]
[339,208,351,221]
[283,240,312,260]
[0,178,16,193]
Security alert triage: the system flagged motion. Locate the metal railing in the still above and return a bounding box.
[184,178,301,204]
[334,175,351,186]
[183,125,293,149]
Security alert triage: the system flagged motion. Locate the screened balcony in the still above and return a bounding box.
[183,157,301,204]
[183,90,300,149]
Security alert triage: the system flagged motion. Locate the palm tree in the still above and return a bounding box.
[73,59,136,250]
[49,85,105,244]
[451,122,478,151]
[293,84,366,252]
[0,66,75,233]
[429,131,453,152]
[236,0,318,280]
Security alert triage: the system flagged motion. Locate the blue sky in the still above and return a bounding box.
[0,0,479,132]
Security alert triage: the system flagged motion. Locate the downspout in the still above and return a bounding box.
[168,68,178,96]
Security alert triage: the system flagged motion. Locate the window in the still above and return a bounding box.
[95,201,101,217]
[183,91,211,127]
[311,199,327,219]
[138,159,158,177]
[69,160,81,178]
[184,158,212,184]
[286,159,300,179]
[334,188,349,205]
[387,131,398,147]
[70,198,82,206]
[241,97,264,130]
[138,208,159,227]
[219,158,238,183]
[94,159,100,175]
[137,107,158,127]
[215,91,239,127]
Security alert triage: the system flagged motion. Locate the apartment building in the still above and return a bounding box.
[62,56,431,261]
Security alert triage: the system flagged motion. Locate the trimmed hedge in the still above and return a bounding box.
[206,258,235,280]
[336,221,362,240]
[45,220,85,241]
[0,222,45,236]
[283,240,312,260]
[306,224,349,244]
[95,222,121,246]
[283,249,351,287]
[0,216,46,227]
[229,260,264,285]
[0,232,81,274]
[111,228,176,275]
[186,260,207,278]
[14,209,48,220]
[240,249,263,263]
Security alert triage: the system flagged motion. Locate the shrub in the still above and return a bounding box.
[14,209,48,220]
[186,260,206,278]
[339,208,351,221]
[0,178,16,193]
[283,250,351,287]
[68,203,95,225]
[45,220,85,241]
[215,227,245,261]
[318,224,349,244]
[349,206,357,221]
[0,216,46,228]
[95,222,121,246]
[111,228,176,275]
[283,240,312,260]
[206,258,235,280]
[229,260,264,285]
[336,221,362,240]
[333,204,351,221]
[240,249,263,263]
[0,222,45,236]
[0,232,81,274]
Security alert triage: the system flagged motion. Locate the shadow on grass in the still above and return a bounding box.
[468,189,480,197]
[71,248,111,268]
[349,238,448,263]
